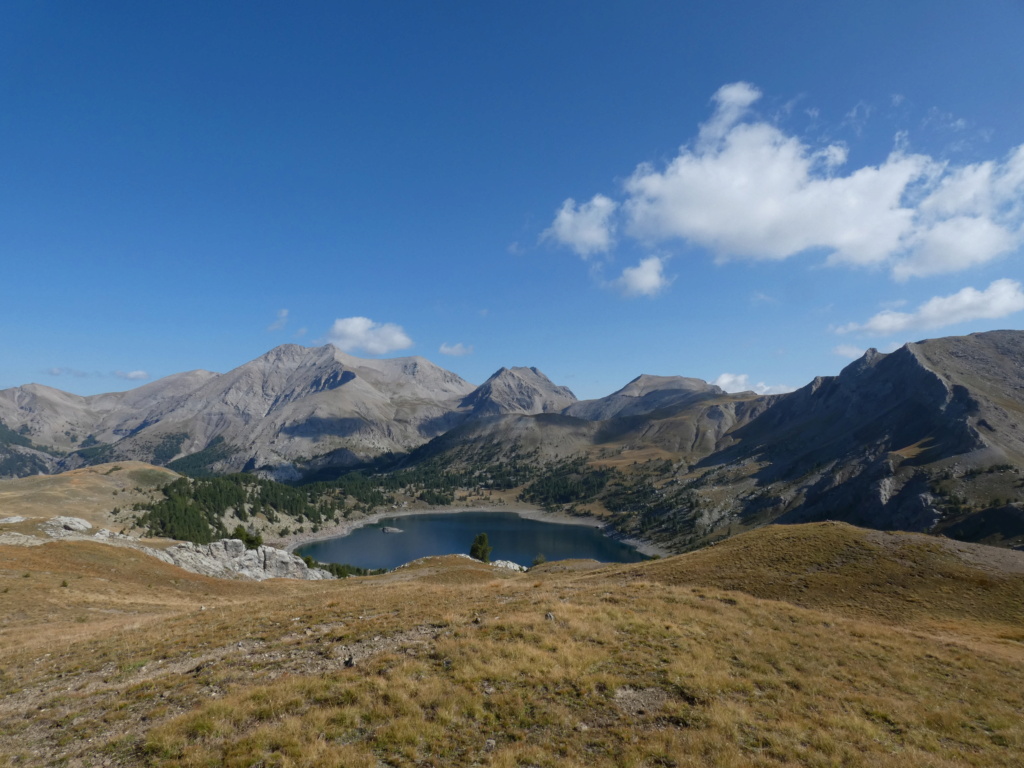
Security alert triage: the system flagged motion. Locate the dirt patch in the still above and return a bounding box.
[613,686,669,716]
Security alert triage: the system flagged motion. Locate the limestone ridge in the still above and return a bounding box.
[460,367,578,418]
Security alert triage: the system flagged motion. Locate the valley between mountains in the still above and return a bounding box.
[3,329,1024,552]
[2,332,1024,767]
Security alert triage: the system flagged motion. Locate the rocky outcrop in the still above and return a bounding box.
[149,539,333,581]
[4,514,331,581]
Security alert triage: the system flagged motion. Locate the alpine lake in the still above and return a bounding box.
[295,510,649,570]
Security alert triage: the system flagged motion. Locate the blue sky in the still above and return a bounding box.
[2,1,1023,400]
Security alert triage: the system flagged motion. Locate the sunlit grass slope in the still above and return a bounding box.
[0,461,177,529]
[1,523,1022,767]
[602,521,1024,628]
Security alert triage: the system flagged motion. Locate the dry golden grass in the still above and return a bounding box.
[1,523,1023,767]
[0,461,176,529]
[604,522,1024,629]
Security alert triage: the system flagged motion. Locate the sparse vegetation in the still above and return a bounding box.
[230,525,263,550]
[1,522,1022,767]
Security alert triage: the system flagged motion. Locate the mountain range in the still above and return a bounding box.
[3,330,1024,548]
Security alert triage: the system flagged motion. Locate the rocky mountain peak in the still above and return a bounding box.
[461,366,577,417]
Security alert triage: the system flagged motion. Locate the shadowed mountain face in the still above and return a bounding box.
[408,331,1024,549]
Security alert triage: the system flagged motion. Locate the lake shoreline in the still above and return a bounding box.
[275,503,672,560]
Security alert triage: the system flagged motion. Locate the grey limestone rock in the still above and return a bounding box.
[151,539,333,581]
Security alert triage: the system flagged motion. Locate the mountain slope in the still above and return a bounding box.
[2,522,1022,767]
[406,331,1024,550]
[0,346,582,480]
[565,374,724,420]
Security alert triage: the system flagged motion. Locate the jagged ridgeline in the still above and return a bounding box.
[6,330,1024,550]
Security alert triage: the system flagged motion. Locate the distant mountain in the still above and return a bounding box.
[460,367,577,417]
[565,374,723,420]
[408,331,1024,550]
[5,331,1024,550]
[0,345,571,479]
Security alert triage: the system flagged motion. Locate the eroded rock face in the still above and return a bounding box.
[150,539,333,581]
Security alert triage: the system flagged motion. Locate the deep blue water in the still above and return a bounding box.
[295,511,648,570]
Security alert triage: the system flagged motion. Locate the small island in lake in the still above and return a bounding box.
[381,526,403,534]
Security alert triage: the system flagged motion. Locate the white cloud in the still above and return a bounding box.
[624,111,932,267]
[833,344,866,359]
[47,367,89,378]
[267,308,289,331]
[555,82,1024,281]
[698,81,761,148]
[617,256,671,297]
[115,370,149,381]
[837,278,1024,336]
[842,101,874,136]
[439,342,473,356]
[714,373,794,395]
[893,215,1018,280]
[543,194,617,257]
[327,317,413,355]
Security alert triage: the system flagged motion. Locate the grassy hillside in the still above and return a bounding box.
[0,461,178,530]
[1,523,1022,767]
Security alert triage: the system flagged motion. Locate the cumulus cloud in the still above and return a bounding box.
[439,342,473,356]
[617,256,671,297]
[833,344,866,359]
[837,278,1024,336]
[714,373,794,395]
[543,194,617,257]
[623,87,933,267]
[327,317,413,355]
[549,82,1024,281]
[267,309,289,331]
[115,370,149,381]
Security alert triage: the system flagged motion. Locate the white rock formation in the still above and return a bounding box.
[148,539,333,581]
